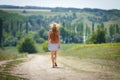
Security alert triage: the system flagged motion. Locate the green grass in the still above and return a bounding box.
[59,43,120,73]
[0,47,28,80]
[60,43,120,60]
[0,45,44,80]
[0,47,27,60]
[0,60,28,80]
[0,72,27,80]
[0,43,47,60]
[35,43,48,54]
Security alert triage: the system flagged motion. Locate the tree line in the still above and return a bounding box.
[0,10,120,48]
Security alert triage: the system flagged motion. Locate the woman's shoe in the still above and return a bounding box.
[55,62,57,67]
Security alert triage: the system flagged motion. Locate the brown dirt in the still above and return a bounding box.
[9,54,120,80]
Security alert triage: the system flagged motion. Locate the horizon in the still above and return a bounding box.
[0,0,120,10]
[0,4,120,11]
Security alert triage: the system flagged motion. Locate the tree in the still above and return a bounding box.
[101,23,104,29]
[0,19,3,47]
[85,24,91,36]
[86,24,106,44]
[92,22,95,33]
[60,27,68,43]
[115,24,120,34]
[25,20,29,34]
[109,24,120,42]
[109,24,115,37]
[77,22,84,36]
[96,29,106,43]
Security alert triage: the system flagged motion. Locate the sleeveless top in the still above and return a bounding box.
[49,31,59,43]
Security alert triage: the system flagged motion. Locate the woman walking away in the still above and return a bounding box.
[48,22,60,68]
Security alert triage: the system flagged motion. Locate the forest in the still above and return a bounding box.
[0,6,120,48]
[0,5,120,80]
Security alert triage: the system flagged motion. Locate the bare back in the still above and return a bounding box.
[48,31,59,44]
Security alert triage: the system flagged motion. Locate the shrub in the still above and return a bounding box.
[36,38,45,43]
[42,41,50,52]
[86,29,106,44]
[3,36,18,46]
[17,37,37,53]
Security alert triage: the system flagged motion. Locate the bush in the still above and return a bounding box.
[42,41,50,52]
[86,29,106,44]
[36,38,45,43]
[3,36,18,46]
[17,37,37,53]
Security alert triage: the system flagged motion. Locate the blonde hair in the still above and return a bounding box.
[50,22,60,32]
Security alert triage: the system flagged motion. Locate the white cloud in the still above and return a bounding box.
[0,0,120,9]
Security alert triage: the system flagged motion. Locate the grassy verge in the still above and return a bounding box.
[0,60,28,80]
[60,43,120,60]
[0,47,27,60]
[59,43,120,73]
[35,43,50,54]
[0,47,29,80]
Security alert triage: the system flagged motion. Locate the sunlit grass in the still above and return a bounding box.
[35,43,47,54]
[59,43,120,73]
[0,47,27,60]
[60,43,120,60]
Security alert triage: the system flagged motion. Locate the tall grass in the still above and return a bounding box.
[0,47,27,60]
[59,43,120,73]
[0,47,28,80]
[59,43,120,60]
[35,43,46,53]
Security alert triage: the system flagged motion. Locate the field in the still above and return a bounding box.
[57,43,120,80]
[1,43,119,60]
[60,43,120,60]
[0,47,27,60]
[0,43,120,80]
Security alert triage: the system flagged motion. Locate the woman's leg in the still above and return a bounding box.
[51,51,58,68]
[51,51,55,68]
[54,51,58,66]
[54,51,57,62]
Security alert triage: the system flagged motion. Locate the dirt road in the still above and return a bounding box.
[11,54,120,80]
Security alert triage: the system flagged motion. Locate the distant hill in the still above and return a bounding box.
[0,5,120,19]
[0,5,120,11]
[0,5,51,9]
[0,5,120,44]
[1,5,120,24]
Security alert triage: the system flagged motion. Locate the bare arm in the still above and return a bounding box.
[58,31,60,43]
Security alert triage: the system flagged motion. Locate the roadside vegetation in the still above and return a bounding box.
[59,43,120,73]
[0,47,27,80]
[0,59,28,80]
[60,43,120,60]
[0,47,27,60]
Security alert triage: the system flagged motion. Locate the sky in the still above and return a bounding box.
[0,0,120,10]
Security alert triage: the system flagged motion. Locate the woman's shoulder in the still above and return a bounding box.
[49,30,59,34]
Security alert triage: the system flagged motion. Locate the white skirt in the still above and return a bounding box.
[48,43,59,51]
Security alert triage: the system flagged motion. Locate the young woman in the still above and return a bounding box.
[48,22,60,68]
